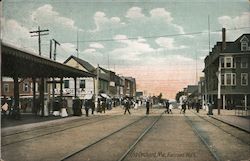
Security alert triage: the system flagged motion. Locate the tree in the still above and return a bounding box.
[175,91,185,103]
[157,93,163,100]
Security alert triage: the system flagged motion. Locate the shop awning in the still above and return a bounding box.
[83,94,93,100]
[100,93,110,99]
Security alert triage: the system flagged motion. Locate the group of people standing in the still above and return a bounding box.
[83,99,95,117]
[123,98,153,115]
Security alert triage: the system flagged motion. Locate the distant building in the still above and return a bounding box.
[62,55,135,99]
[1,77,36,98]
[198,77,206,109]
[123,77,136,97]
[203,29,250,109]
[136,91,143,98]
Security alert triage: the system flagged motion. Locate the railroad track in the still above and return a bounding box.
[2,111,122,137]
[184,114,222,161]
[60,112,164,161]
[190,110,250,146]
[2,114,121,146]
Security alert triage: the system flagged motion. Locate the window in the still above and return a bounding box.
[80,80,85,89]
[220,57,225,68]
[23,82,29,92]
[221,74,225,85]
[226,73,231,85]
[232,73,236,85]
[3,84,9,93]
[225,73,236,86]
[225,57,233,68]
[241,73,248,86]
[241,58,248,68]
[241,42,248,51]
[64,80,69,88]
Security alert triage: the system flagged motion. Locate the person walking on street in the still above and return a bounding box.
[181,101,187,114]
[169,103,173,114]
[195,101,200,113]
[146,100,150,115]
[165,100,170,114]
[91,99,95,115]
[101,100,106,113]
[124,98,131,115]
[84,100,90,117]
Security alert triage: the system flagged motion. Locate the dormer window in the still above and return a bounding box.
[240,35,249,51]
[241,42,248,51]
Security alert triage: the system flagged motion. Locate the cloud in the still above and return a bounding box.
[91,11,125,32]
[217,12,250,40]
[125,7,192,38]
[31,4,80,31]
[150,8,173,23]
[89,42,104,49]
[111,34,154,60]
[83,48,96,53]
[61,43,77,53]
[2,18,37,51]
[155,37,188,50]
[218,12,250,29]
[126,7,145,19]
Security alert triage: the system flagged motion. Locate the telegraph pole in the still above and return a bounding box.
[51,39,61,110]
[30,26,49,56]
[52,39,60,61]
[30,26,49,116]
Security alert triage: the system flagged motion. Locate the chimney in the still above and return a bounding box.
[222,28,226,51]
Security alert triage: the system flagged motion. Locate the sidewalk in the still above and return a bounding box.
[196,109,250,133]
[1,106,124,130]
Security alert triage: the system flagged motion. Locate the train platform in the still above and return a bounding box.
[1,106,125,130]
[195,109,250,133]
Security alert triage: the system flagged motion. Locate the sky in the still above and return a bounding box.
[2,0,250,99]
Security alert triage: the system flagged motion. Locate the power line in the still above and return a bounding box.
[59,27,250,44]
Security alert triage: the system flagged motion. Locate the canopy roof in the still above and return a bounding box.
[1,42,96,78]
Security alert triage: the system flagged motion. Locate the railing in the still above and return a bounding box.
[235,106,250,116]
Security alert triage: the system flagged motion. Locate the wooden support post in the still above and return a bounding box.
[13,75,20,119]
[74,77,77,98]
[32,78,36,114]
[245,95,247,111]
[40,78,45,116]
[60,77,63,108]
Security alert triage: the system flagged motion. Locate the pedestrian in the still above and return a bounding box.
[101,99,106,113]
[165,100,169,114]
[169,103,173,114]
[84,100,90,117]
[181,101,187,114]
[124,98,131,115]
[146,100,150,115]
[1,95,8,118]
[91,99,95,115]
[195,101,200,113]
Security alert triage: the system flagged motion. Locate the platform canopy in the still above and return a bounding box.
[1,42,96,78]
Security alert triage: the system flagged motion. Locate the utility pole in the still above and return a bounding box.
[30,26,49,116]
[52,39,61,61]
[95,64,99,109]
[51,39,61,107]
[49,39,52,59]
[30,26,49,56]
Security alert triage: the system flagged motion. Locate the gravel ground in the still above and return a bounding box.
[1,115,142,161]
[2,108,249,161]
[64,116,157,161]
[125,115,216,161]
[187,114,250,161]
